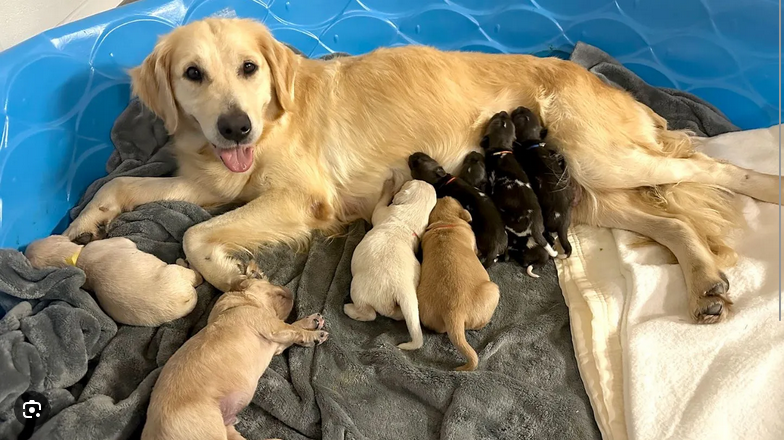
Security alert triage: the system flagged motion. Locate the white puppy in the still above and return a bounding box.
[345,178,437,350]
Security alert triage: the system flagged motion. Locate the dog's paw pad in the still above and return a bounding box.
[704,280,728,297]
[73,232,95,245]
[316,331,329,345]
[693,296,731,324]
[312,314,325,330]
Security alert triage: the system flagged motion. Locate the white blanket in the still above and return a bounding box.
[558,125,784,440]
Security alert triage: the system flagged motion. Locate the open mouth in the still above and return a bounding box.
[213,145,254,173]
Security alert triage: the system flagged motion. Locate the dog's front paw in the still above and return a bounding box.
[64,211,114,244]
[243,260,265,280]
[690,274,733,324]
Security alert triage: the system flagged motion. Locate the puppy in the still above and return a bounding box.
[141,274,328,440]
[345,177,437,350]
[511,106,574,257]
[481,111,557,277]
[408,152,507,267]
[25,235,201,326]
[458,151,488,192]
[417,197,500,371]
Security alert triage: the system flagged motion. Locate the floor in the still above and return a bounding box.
[0,0,123,51]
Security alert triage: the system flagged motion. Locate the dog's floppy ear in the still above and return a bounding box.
[460,208,472,224]
[130,39,179,133]
[256,26,299,113]
[479,135,490,150]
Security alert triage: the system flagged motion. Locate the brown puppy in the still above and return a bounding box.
[141,274,328,440]
[417,197,500,371]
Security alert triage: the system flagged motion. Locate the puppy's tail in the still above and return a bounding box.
[396,287,423,351]
[446,318,478,371]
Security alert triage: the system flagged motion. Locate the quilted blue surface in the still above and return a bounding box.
[0,0,778,249]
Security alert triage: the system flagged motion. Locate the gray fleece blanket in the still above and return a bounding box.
[0,43,738,440]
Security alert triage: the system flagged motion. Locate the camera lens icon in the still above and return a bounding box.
[22,400,42,419]
[14,391,49,425]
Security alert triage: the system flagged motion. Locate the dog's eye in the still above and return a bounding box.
[184,66,202,82]
[242,62,258,76]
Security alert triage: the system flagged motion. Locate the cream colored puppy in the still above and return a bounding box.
[345,178,437,350]
[142,276,328,440]
[25,235,201,326]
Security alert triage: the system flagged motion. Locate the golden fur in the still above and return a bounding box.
[141,276,328,440]
[417,197,500,371]
[64,18,783,323]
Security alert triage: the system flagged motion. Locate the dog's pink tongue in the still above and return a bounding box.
[219,147,254,173]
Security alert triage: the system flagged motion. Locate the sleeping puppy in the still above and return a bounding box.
[481,111,557,277]
[408,152,507,267]
[417,197,500,371]
[345,177,437,350]
[511,106,574,258]
[458,151,488,193]
[141,269,328,440]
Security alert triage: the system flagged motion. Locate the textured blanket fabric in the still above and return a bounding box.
[0,51,600,439]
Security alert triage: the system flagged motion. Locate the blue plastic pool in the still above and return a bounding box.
[0,0,778,249]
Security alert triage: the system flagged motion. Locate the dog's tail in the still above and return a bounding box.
[396,287,423,351]
[445,318,478,371]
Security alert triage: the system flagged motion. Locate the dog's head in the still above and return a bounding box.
[408,153,447,184]
[130,18,298,173]
[510,106,547,142]
[480,111,515,152]
[428,196,472,226]
[392,179,436,207]
[209,279,294,323]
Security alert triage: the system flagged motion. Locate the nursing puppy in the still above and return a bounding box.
[458,151,488,193]
[408,152,507,267]
[142,273,328,440]
[417,197,500,371]
[482,111,557,276]
[345,177,437,350]
[511,106,574,258]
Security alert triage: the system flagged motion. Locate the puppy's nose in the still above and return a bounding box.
[217,109,252,143]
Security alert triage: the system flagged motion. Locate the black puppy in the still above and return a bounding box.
[408,152,507,267]
[481,111,558,277]
[511,106,574,258]
[458,151,488,193]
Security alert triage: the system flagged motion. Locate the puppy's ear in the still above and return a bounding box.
[479,135,490,150]
[460,208,472,224]
[256,25,299,113]
[130,39,179,133]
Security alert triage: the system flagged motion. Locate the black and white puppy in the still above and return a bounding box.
[511,106,574,258]
[458,151,488,193]
[481,111,557,277]
[408,153,507,267]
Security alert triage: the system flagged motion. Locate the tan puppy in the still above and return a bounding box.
[24,235,201,326]
[417,197,500,371]
[141,276,328,440]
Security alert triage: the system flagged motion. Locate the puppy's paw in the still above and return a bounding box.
[65,220,109,245]
[296,313,325,330]
[315,330,329,345]
[176,258,189,268]
[397,341,423,351]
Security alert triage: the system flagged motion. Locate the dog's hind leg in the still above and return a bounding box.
[395,286,424,350]
[556,222,572,258]
[343,303,377,321]
[577,191,731,324]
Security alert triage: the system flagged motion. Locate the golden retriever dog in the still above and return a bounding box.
[141,275,328,440]
[63,17,782,324]
[417,197,500,371]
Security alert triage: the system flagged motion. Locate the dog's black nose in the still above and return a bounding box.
[217,109,252,143]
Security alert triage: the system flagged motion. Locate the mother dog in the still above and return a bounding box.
[65,18,781,324]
